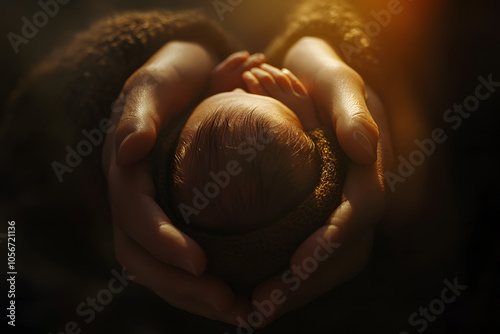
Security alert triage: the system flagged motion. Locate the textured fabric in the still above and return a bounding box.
[265,0,380,76]
[154,127,346,290]
[2,10,239,180]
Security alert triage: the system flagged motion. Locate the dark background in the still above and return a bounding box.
[1,0,499,333]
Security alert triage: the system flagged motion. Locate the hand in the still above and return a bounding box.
[250,84,393,327]
[244,37,394,327]
[242,63,320,131]
[282,37,380,165]
[102,41,251,325]
[207,51,266,95]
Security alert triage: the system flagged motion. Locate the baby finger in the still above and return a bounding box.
[282,68,309,96]
[260,63,293,92]
[243,70,269,96]
[249,67,282,97]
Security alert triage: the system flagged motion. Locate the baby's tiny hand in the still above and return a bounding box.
[242,64,320,130]
[208,51,266,95]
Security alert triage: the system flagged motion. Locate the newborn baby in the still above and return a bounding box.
[171,64,322,233]
[154,53,346,290]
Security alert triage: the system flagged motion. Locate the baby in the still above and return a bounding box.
[170,54,323,233]
[153,52,345,289]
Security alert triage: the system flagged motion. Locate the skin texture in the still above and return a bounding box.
[102,37,392,326]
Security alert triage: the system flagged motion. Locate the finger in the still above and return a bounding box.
[114,228,251,325]
[365,85,395,174]
[251,228,374,328]
[259,63,293,92]
[214,50,250,72]
[251,164,383,328]
[315,68,379,165]
[114,81,164,166]
[241,53,266,70]
[281,68,309,96]
[242,71,269,96]
[114,42,216,166]
[249,67,282,96]
[108,156,207,275]
[292,162,385,268]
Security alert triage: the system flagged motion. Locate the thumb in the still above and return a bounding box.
[114,87,159,166]
[315,67,379,165]
[335,104,379,165]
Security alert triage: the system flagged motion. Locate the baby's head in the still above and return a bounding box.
[155,63,346,289]
[170,89,320,233]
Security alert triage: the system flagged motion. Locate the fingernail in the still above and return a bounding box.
[256,53,266,61]
[260,63,271,70]
[175,257,198,275]
[116,132,134,160]
[353,130,376,161]
[242,71,254,82]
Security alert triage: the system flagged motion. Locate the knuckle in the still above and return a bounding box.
[119,112,138,124]
[344,66,365,87]
[350,107,378,130]
[123,69,158,91]
[261,74,275,85]
[259,71,273,79]
[317,64,366,89]
[349,103,369,119]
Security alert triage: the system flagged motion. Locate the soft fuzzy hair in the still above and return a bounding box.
[170,104,320,233]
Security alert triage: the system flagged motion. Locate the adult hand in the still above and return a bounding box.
[282,37,381,165]
[102,41,252,324]
[246,37,394,328]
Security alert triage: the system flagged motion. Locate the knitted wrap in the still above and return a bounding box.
[2,10,239,182]
[265,0,380,75]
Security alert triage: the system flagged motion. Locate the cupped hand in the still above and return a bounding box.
[249,84,393,327]
[102,41,252,324]
[242,36,394,328]
[282,37,380,165]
